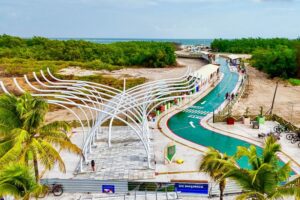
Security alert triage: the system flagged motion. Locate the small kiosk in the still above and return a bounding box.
[226,54,242,67]
[189,64,220,91]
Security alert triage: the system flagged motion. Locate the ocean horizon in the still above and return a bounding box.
[53,38,213,46]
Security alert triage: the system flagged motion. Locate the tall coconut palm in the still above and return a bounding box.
[0,163,44,200]
[0,93,82,182]
[199,147,236,200]
[223,136,300,200]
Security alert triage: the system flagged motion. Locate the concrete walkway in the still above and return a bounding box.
[150,76,223,182]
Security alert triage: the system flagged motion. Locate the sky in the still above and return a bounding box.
[0,0,299,39]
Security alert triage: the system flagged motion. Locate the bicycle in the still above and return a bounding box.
[286,133,296,140]
[39,183,63,198]
[273,125,290,134]
[291,137,300,144]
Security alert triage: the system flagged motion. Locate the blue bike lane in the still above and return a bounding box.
[167,57,261,168]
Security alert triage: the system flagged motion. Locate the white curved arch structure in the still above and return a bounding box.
[0,66,218,173]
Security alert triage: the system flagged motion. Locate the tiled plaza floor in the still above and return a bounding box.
[76,126,155,180]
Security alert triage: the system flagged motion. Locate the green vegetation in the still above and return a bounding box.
[200,136,300,200]
[211,38,293,53]
[0,34,172,89]
[251,45,297,78]
[0,58,146,89]
[0,93,81,183]
[211,38,300,80]
[199,147,234,200]
[0,58,122,76]
[288,78,300,86]
[0,93,82,198]
[0,164,44,199]
[57,74,146,90]
[0,34,176,68]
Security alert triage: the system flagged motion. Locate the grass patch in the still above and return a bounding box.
[0,58,123,76]
[0,58,146,92]
[0,57,146,89]
[56,74,146,90]
[288,78,300,86]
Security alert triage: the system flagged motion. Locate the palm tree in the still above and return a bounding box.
[199,147,236,200]
[223,136,300,199]
[0,93,82,182]
[0,163,44,200]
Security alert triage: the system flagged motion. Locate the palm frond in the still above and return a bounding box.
[236,191,267,200]
[39,130,70,141]
[277,162,291,182]
[39,140,66,173]
[263,136,281,164]
[40,121,71,134]
[0,139,14,158]
[223,168,254,191]
[235,145,260,170]
[274,177,300,200]
[0,183,22,197]
[0,142,23,167]
[0,108,21,135]
[0,163,39,198]
[43,136,82,155]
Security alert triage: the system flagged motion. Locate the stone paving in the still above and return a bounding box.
[76,126,155,180]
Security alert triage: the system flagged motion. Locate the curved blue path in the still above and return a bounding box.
[168,57,261,168]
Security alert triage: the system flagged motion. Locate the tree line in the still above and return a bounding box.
[0,34,176,68]
[211,38,300,79]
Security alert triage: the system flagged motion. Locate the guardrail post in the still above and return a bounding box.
[165,187,168,200]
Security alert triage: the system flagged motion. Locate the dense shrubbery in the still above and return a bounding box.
[211,38,293,53]
[0,34,174,89]
[211,38,300,79]
[0,58,122,76]
[251,45,297,78]
[0,34,176,68]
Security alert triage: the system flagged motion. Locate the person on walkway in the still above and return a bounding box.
[225,92,229,100]
[91,160,95,172]
[231,93,235,100]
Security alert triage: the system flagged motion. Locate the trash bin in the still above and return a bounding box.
[252,121,259,129]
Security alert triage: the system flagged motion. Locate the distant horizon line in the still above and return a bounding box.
[44,37,299,40]
[1,34,299,40]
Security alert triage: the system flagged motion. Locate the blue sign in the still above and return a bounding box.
[102,185,115,193]
[175,183,209,194]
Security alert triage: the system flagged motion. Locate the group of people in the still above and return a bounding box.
[225,92,236,101]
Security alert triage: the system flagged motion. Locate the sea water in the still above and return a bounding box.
[54,38,213,46]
